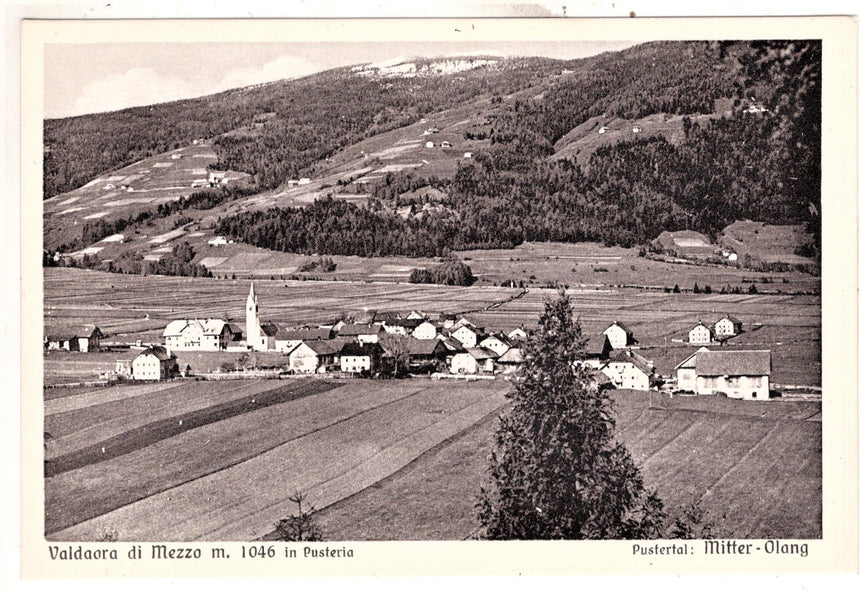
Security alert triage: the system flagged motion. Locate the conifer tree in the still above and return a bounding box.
[477,291,666,539]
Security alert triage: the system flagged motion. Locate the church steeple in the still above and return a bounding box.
[246,282,260,349]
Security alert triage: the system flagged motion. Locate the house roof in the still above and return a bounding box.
[45,324,102,340]
[276,328,333,341]
[604,321,633,335]
[443,336,465,351]
[338,323,383,336]
[498,347,524,364]
[606,350,653,374]
[584,334,612,356]
[135,345,175,362]
[718,315,742,324]
[383,318,422,330]
[467,347,499,360]
[260,323,279,337]
[674,347,710,370]
[162,318,230,337]
[690,322,712,332]
[340,342,383,357]
[301,339,347,356]
[380,336,445,356]
[695,350,771,376]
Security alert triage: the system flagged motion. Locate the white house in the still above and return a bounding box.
[674,347,710,392]
[688,322,713,345]
[450,348,497,375]
[451,324,480,348]
[425,141,435,148]
[163,318,234,351]
[599,350,653,391]
[714,315,743,338]
[463,152,473,159]
[339,342,382,374]
[288,340,342,374]
[598,126,608,134]
[507,327,528,341]
[131,346,176,381]
[479,334,511,357]
[440,140,452,148]
[693,350,771,400]
[412,320,439,340]
[602,321,634,350]
[45,324,104,352]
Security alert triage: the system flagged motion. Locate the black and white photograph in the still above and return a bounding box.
[13,12,857,579]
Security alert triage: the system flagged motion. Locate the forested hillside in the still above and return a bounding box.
[216,41,820,255]
[44,57,566,198]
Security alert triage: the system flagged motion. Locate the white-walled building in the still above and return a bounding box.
[131,346,176,381]
[693,350,771,400]
[163,319,235,351]
[602,321,635,350]
[674,347,710,392]
[688,322,713,345]
[599,350,653,391]
[715,315,743,338]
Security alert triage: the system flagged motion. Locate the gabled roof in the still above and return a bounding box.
[695,350,771,376]
[260,323,279,337]
[604,321,632,334]
[300,339,347,356]
[606,350,653,374]
[498,347,524,364]
[162,318,230,337]
[45,324,103,340]
[717,315,742,324]
[338,323,383,336]
[381,336,445,357]
[276,327,334,341]
[674,347,710,370]
[466,347,499,360]
[443,336,465,351]
[135,345,175,362]
[383,318,422,330]
[340,342,383,357]
[584,334,612,356]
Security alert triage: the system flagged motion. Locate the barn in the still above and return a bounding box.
[693,350,772,400]
[44,324,104,352]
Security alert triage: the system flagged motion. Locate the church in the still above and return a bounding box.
[245,283,278,351]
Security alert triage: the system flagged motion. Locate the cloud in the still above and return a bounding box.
[214,54,325,92]
[72,67,205,115]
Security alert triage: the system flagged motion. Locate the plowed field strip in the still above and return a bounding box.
[49,381,507,541]
[45,382,178,415]
[46,380,273,457]
[45,381,333,477]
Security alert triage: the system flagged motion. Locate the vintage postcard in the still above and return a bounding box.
[18,15,857,578]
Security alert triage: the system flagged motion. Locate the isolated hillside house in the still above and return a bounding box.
[602,321,635,350]
[479,333,511,357]
[288,340,344,374]
[714,315,743,337]
[163,318,234,351]
[440,140,453,148]
[598,126,608,134]
[412,320,439,340]
[425,141,435,148]
[463,152,473,159]
[600,350,654,391]
[581,334,613,368]
[652,230,717,259]
[44,324,103,352]
[693,350,772,400]
[674,347,710,392]
[131,346,176,381]
[340,342,383,374]
[688,322,713,345]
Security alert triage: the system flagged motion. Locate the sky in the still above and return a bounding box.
[44,40,637,118]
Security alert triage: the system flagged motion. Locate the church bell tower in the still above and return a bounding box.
[246,282,260,350]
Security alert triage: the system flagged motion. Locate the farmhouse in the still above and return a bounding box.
[715,315,743,337]
[693,350,771,400]
[688,322,713,345]
[44,324,104,352]
[496,347,524,373]
[412,320,439,340]
[599,350,653,392]
[340,342,383,374]
[289,340,344,374]
[274,327,333,353]
[580,334,613,368]
[381,317,422,335]
[425,141,435,148]
[337,323,383,344]
[131,346,176,381]
[440,140,453,148]
[163,318,236,352]
[451,348,497,375]
[507,327,528,341]
[674,347,710,392]
[450,324,483,348]
[479,333,511,357]
[652,230,717,259]
[602,321,635,350]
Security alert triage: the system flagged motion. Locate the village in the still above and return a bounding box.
[44,283,773,401]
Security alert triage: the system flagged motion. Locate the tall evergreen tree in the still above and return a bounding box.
[477,291,665,539]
